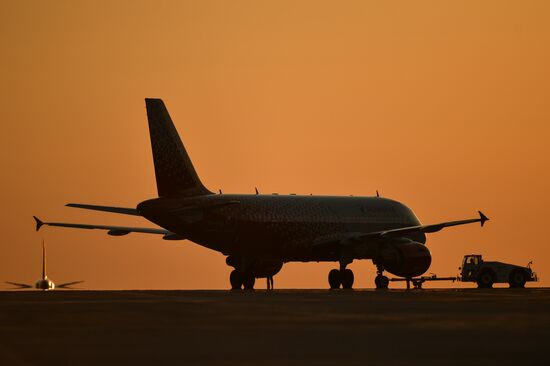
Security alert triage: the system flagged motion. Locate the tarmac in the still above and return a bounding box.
[0,288,548,365]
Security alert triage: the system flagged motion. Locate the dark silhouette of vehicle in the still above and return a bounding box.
[34,99,489,290]
[459,254,538,288]
[6,241,83,290]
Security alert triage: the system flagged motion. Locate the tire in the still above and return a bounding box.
[229,270,242,290]
[509,269,527,288]
[341,269,354,289]
[375,275,389,289]
[242,273,255,290]
[328,269,341,289]
[477,269,495,288]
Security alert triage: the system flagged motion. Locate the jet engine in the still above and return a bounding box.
[251,260,283,278]
[226,256,283,278]
[379,241,432,278]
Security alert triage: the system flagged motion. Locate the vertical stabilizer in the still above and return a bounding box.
[145,99,211,197]
[42,240,46,279]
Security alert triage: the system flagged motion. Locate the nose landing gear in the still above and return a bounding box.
[374,264,389,290]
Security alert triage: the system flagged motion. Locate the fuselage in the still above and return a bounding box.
[35,278,54,290]
[137,194,425,262]
[33,98,487,288]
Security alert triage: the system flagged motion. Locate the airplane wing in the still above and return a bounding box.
[66,203,140,216]
[33,216,185,240]
[5,281,32,289]
[57,281,85,288]
[313,211,489,249]
[360,211,489,240]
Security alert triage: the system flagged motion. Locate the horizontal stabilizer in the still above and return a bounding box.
[66,203,140,216]
[6,281,32,289]
[57,281,84,289]
[32,216,182,240]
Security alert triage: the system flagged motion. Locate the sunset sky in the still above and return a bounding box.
[1,1,548,289]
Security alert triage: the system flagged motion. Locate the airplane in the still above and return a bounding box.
[6,241,84,290]
[33,98,489,290]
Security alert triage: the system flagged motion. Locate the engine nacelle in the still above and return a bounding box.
[380,242,432,278]
[251,260,283,278]
[226,256,283,278]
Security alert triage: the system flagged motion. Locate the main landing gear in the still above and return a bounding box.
[229,270,275,290]
[328,268,354,289]
[329,263,389,290]
[230,270,255,290]
[327,261,391,290]
[226,255,282,290]
[328,260,355,289]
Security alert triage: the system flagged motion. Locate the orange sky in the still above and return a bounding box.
[1,1,549,289]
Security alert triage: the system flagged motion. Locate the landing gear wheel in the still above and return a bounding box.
[230,270,242,290]
[375,275,389,289]
[509,270,526,288]
[341,269,354,289]
[230,270,243,290]
[477,270,495,288]
[242,273,255,290]
[328,269,341,289]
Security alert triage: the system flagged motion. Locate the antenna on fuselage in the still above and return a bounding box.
[376,190,380,197]
[255,187,259,195]
[219,189,222,194]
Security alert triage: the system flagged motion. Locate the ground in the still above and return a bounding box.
[0,289,548,365]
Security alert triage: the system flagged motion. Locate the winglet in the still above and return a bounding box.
[33,216,44,231]
[478,211,489,227]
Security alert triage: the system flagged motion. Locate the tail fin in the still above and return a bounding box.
[145,99,211,197]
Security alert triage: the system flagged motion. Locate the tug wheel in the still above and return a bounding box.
[477,269,495,288]
[508,270,526,288]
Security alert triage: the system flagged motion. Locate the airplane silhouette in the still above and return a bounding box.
[34,98,488,290]
[6,241,84,290]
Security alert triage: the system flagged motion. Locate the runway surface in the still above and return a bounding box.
[0,288,548,365]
